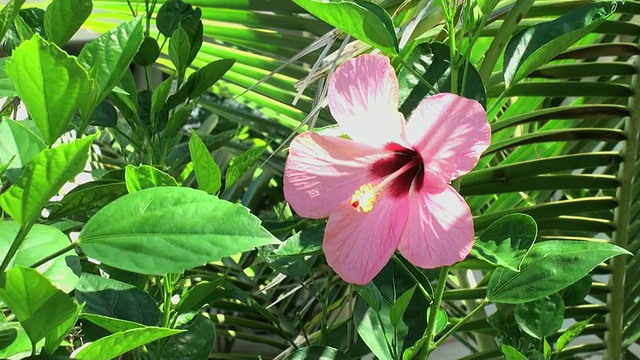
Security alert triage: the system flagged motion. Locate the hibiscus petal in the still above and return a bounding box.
[397,186,474,268]
[284,132,389,219]
[324,195,409,284]
[405,93,490,185]
[328,54,406,147]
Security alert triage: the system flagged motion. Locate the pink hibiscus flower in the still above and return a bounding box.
[283,54,491,285]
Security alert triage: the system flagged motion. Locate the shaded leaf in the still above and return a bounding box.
[515,294,565,339]
[225,145,266,188]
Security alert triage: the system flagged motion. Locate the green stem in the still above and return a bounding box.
[392,254,432,302]
[432,300,488,348]
[420,266,450,359]
[29,243,78,269]
[0,222,34,272]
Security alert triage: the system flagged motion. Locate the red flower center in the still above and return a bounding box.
[370,142,424,198]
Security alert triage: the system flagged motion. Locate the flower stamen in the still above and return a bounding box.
[350,184,382,213]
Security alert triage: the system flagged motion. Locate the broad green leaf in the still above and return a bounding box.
[0,118,46,182]
[0,327,17,350]
[354,282,384,312]
[89,100,118,127]
[43,303,81,354]
[132,36,160,67]
[49,180,127,220]
[0,266,78,346]
[149,312,214,360]
[556,316,595,352]
[390,286,416,328]
[169,24,190,82]
[285,346,353,360]
[503,2,615,87]
[156,0,199,37]
[77,187,279,274]
[0,136,93,224]
[355,302,393,360]
[167,59,235,108]
[0,0,26,42]
[0,58,17,97]
[487,240,630,303]
[471,213,537,271]
[70,327,183,360]
[176,279,223,313]
[398,42,486,116]
[515,294,565,339]
[80,314,145,333]
[560,275,591,306]
[6,34,92,144]
[125,165,179,193]
[292,0,398,55]
[189,132,221,194]
[151,75,174,125]
[501,344,528,360]
[78,16,144,118]
[273,226,323,257]
[0,221,80,293]
[44,0,92,46]
[225,145,266,188]
[75,274,160,326]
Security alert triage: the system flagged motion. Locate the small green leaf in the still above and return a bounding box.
[49,180,127,220]
[124,165,179,193]
[225,145,266,188]
[0,118,46,183]
[390,286,416,328]
[149,312,214,360]
[543,338,551,360]
[560,275,591,306]
[354,282,384,312]
[0,323,30,358]
[0,327,17,350]
[70,327,183,360]
[556,315,595,352]
[355,302,393,360]
[78,16,144,118]
[273,226,323,257]
[292,0,398,55]
[151,75,174,125]
[44,0,92,46]
[77,187,279,275]
[0,221,80,293]
[401,308,447,360]
[156,0,199,37]
[426,307,447,335]
[176,279,223,313]
[6,34,92,144]
[503,2,615,87]
[89,100,118,127]
[471,213,537,271]
[165,101,196,135]
[0,136,93,224]
[167,59,235,108]
[487,240,630,304]
[501,344,528,360]
[76,273,160,326]
[80,313,145,333]
[133,36,160,67]
[189,132,222,194]
[515,294,565,339]
[285,346,353,360]
[0,266,78,346]
[169,24,190,82]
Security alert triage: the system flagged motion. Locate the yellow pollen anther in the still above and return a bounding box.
[350,184,383,213]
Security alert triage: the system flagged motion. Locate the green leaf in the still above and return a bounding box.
[88,100,118,127]
[0,58,17,97]
[43,0,92,46]
[390,286,416,328]
[543,338,551,360]
[471,214,537,271]
[225,145,266,188]
[70,327,183,360]
[0,266,78,346]
[169,24,190,82]
[44,303,81,354]
[398,42,486,116]
[189,132,221,194]
[78,16,144,118]
[5,34,92,144]
[150,312,214,360]
[0,118,46,182]
[155,0,199,38]
[0,323,30,358]
[167,59,235,108]
[273,226,323,257]
[124,165,179,193]
[285,346,353,360]
[514,294,565,339]
[477,0,499,15]
[0,327,17,350]
[75,273,160,326]
[292,0,398,55]
[501,344,528,360]
[354,282,384,313]
[560,275,591,306]
[0,136,93,224]
[355,302,393,360]
[132,36,160,67]
[503,2,615,87]
[165,101,196,135]
[49,180,128,220]
[556,315,595,352]
[426,307,447,335]
[0,0,26,42]
[77,187,279,275]
[176,279,223,313]
[0,221,80,293]
[80,313,145,333]
[487,240,630,304]
[151,75,174,126]
[401,308,447,360]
